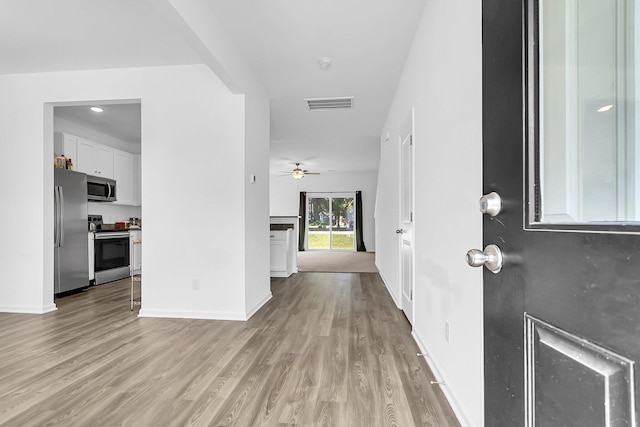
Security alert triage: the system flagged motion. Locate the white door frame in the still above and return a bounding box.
[399,109,415,325]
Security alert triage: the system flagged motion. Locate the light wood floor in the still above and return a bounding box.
[0,273,459,426]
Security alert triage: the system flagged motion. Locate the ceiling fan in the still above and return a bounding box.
[283,162,320,180]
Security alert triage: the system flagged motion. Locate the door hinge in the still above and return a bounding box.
[410,289,413,301]
[410,134,413,145]
[410,212,413,222]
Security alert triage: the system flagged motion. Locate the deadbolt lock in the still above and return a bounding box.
[479,192,502,217]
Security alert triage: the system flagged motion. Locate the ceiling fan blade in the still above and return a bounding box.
[304,172,321,175]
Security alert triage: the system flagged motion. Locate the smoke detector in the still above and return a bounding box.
[318,57,332,70]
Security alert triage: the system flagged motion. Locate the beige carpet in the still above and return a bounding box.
[297,251,378,273]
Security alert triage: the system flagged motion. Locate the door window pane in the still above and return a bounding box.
[308,197,330,249]
[535,0,638,223]
[331,197,354,250]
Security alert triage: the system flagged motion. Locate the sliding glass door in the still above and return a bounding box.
[307,193,355,251]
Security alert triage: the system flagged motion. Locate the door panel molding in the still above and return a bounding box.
[525,314,635,426]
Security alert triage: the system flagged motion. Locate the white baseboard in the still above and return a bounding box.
[0,304,58,314]
[376,263,400,308]
[138,292,273,321]
[411,330,472,427]
[270,271,291,278]
[138,309,247,321]
[245,292,272,320]
[42,303,58,314]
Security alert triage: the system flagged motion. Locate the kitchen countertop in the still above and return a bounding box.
[89,228,141,233]
[270,223,294,231]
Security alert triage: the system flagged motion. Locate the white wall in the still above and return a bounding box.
[374,140,401,302]
[86,203,142,225]
[270,172,377,252]
[0,64,270,320]
[377,2,483,426]
[244,94,272,314]
[155,0,273,320]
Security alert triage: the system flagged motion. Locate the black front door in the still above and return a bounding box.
[483,0,640,425]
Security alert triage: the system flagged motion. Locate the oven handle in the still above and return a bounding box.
[95,232,130,240]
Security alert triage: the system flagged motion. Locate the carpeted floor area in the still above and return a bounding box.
[297,251,378,273]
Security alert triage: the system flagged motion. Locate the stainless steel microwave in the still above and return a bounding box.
[87,175,116,202]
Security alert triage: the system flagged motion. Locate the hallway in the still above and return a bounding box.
[0,273,458,426]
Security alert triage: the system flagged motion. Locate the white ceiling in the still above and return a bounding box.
[205,0,425,175]
[0,0,201,74]
[55,103,142,145]
[1,0,425,176]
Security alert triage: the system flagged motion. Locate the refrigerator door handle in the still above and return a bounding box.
[54,186,60,247]
[59,187,65,247]
[54,187,57,247]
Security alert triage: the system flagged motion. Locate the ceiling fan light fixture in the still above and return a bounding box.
[292,169,305,180]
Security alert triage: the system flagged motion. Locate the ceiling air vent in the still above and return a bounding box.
[305,96,354,110]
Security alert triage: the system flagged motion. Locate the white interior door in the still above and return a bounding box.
[399,111,414,324]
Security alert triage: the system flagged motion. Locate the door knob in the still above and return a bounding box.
[466,244,503,273]
[396,229,404,234]
[479,192,502,217]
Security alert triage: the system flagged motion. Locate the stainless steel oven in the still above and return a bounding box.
[94,231,130,284]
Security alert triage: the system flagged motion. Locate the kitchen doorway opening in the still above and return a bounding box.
[306,192,356,251]
[50,99,142,303]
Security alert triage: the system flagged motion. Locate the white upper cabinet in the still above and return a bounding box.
[134,154,141,206]
[54,133,79,164]
[76,137,114,179]
[59,132,141,206]
[114,150,133,205]
[113,150,137,206]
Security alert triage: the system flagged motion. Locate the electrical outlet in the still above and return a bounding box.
[445,321,450,343]
[192,278,200,290]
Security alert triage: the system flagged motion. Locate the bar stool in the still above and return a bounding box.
[131,239,142,311]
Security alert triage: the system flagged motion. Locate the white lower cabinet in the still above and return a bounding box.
[270,229,293,277]
[129,230,142,275]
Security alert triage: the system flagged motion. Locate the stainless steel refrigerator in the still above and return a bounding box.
[54,169,89,293]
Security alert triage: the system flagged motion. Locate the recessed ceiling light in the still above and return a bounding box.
[90,106,104,113]
[597,104,613,113]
